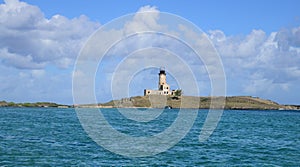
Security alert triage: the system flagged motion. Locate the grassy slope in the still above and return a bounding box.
[3,95,294,109]
[100,95,296,110]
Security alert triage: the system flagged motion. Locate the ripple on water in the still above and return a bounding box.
[0,108,299,166]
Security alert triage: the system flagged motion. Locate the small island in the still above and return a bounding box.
[76,95,298,110]
[1,68,299,110]
[2,96,298,110]
[76,68,300,110]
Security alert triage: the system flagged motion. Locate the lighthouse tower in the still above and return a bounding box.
[158,67,170,95]
[144,67,175,96]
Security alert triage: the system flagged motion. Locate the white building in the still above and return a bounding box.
[144,68,176,96]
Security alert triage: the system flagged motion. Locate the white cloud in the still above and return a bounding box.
[0,0,100,69]
[0,48,45,69]
[244,72,273,94]
[31,69,45,78]
[209,27,300,98]
[0,0,43,29]
[124,6,162,34]
[237,30,266,57]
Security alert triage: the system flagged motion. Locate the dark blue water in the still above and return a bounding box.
[1,108,299,166]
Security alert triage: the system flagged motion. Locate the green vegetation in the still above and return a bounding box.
[1,96,299,110]
[0,101,71,108]
[95,95,299,110]
[174,89,182,97]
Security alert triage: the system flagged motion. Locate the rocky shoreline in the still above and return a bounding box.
[1,96,299,110]
[76,96,300,110]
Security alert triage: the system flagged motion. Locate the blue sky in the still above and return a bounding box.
[0,0,300,104]
[22,0,300,34]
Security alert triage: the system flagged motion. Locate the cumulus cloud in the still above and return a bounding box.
[0,48,45,69]
[0,0,100,69]
[208,27,300,97]
[124,6,162,34]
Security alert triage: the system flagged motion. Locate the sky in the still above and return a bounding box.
[0,0,300,105]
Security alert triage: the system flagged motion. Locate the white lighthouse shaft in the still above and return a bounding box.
[144,68,173,96]
[158,68,169,92]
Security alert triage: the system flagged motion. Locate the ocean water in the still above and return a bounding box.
[0,107,299,166]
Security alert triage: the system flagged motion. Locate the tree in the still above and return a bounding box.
[174,89,182,97]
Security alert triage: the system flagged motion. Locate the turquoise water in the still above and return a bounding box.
[1,108,299,166]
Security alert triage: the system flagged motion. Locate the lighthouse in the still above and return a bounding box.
[158,68,170,94]
[158,67,166,87]
[144,67,175,96]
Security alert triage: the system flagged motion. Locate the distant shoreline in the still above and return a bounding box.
[1,96,300,110]
[74,95,300,110]
[0,101,72,108]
